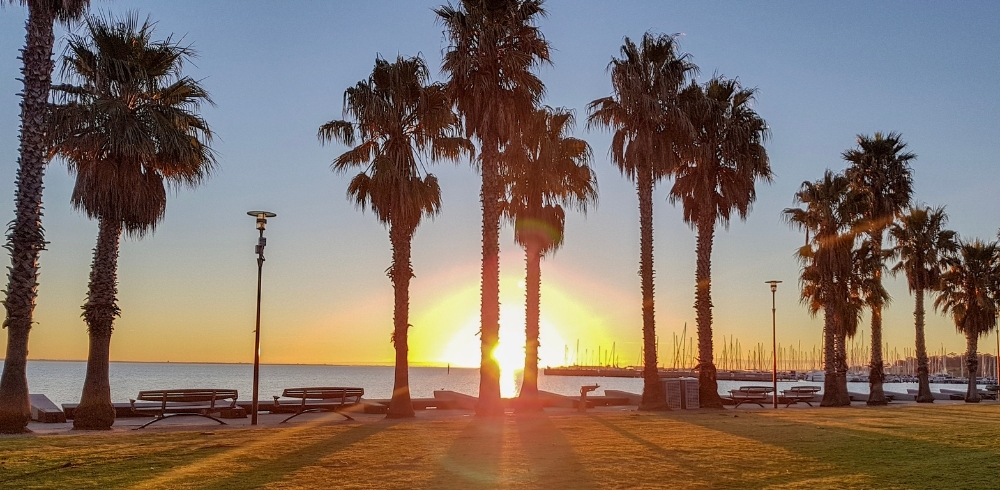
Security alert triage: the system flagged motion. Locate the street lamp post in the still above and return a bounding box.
[766,280,782,409]
[248,211,276,425]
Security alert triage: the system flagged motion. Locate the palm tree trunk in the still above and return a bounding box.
[820,297,839,406]
[477,143,503,416]
[386,222,415,419]
[866,304,887,405]
[913,288,933,403]
[637,168,666,411]
[74,217,122,430]
[695,209,722,408]
[867,234,888,406]
[835,329,851,406]
[965,333,980,403]
[0,2,57,434]
[517,239,542,412]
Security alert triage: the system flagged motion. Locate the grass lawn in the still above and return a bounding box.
[1,404,999,489]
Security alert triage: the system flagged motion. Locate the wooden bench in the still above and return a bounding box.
[781,386,821,407]
[728,386,773,408]
[130,389,238,429]
[987,385,1000,401]
[273,387,363,423]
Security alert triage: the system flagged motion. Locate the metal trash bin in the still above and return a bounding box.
[663,377,700,409]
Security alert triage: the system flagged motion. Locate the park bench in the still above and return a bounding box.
[781,386,821,407]
[273,387,364,422]
[130,389,238,429]
[940,387,998,401]
[728,386,773,408]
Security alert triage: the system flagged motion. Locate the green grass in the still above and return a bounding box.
[1,404,999,489]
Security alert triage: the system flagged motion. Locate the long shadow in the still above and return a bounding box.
[198,420,400,490]
[513,414,596,488]
[658,409,1000,489]
[2,432,240,488]
[428,417,504,489]
[584,414,701,479]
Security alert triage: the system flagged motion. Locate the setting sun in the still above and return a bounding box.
[410,268,616,374]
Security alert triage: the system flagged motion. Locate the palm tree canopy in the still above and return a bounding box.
[935,239,1000,338]
[852,236,891,310]
[502,107,597,254]
[670,77,771,228]
[50,14,215,238]
[436,0,549,149]
[318,55,470,229]
[586,32,696,182]
[784,170,864,316]
[843,132,915,234]
[890,206,958,293]
[3,0,89,22]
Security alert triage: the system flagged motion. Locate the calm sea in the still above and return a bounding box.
[0,360,986,407]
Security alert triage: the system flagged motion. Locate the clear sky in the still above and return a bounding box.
[1,1,998,371]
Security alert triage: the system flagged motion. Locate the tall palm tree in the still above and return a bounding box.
[437,0,550,416]
[0,0,91,435]
[318,55,468,418]
[587,33,695,410]
[935,240,1000,403]
[843,132,914,405]
[502,107,597,411]
[785,171,863,406]
[889,206,957,402]
[48,14,215,429]
[669,77,771,408]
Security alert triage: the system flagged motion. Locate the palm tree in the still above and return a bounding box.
[935,240,1000,403]
[318,55,468,418]
[785,171,863,406]
[0,0,91,434]
[850,237,888,388]
[587,33,695,410]
[669,77,771,408]
[437,0,550,416]
[502,107,597,411]
[48,14,215,429]
[889,206,957,402]
[843,132,915,405]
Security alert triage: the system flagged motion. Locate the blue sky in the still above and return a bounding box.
[0,1,998,365]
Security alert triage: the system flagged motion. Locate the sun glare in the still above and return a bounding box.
[414,271,610,396]
[434,304,569,398]
[496,306,526,398]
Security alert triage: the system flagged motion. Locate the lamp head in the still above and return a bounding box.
[247,211,276,231]
[765,280,782,293]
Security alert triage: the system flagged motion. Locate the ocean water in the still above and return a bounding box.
[0,360,991,407]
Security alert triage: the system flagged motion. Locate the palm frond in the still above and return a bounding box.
[49,11,214,235]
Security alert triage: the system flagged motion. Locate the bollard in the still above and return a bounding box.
[579,384,599,412]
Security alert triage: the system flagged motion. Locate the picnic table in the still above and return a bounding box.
[728,386,773,408]
[781,386,821,407]
[273,387,364,422]
[130,389,238,429]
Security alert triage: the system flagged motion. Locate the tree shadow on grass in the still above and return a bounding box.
[197,421,400,490]
[512,414,596,488]
[428,417,504,489]
[585,414,703,482]
[659,410,1000,489]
